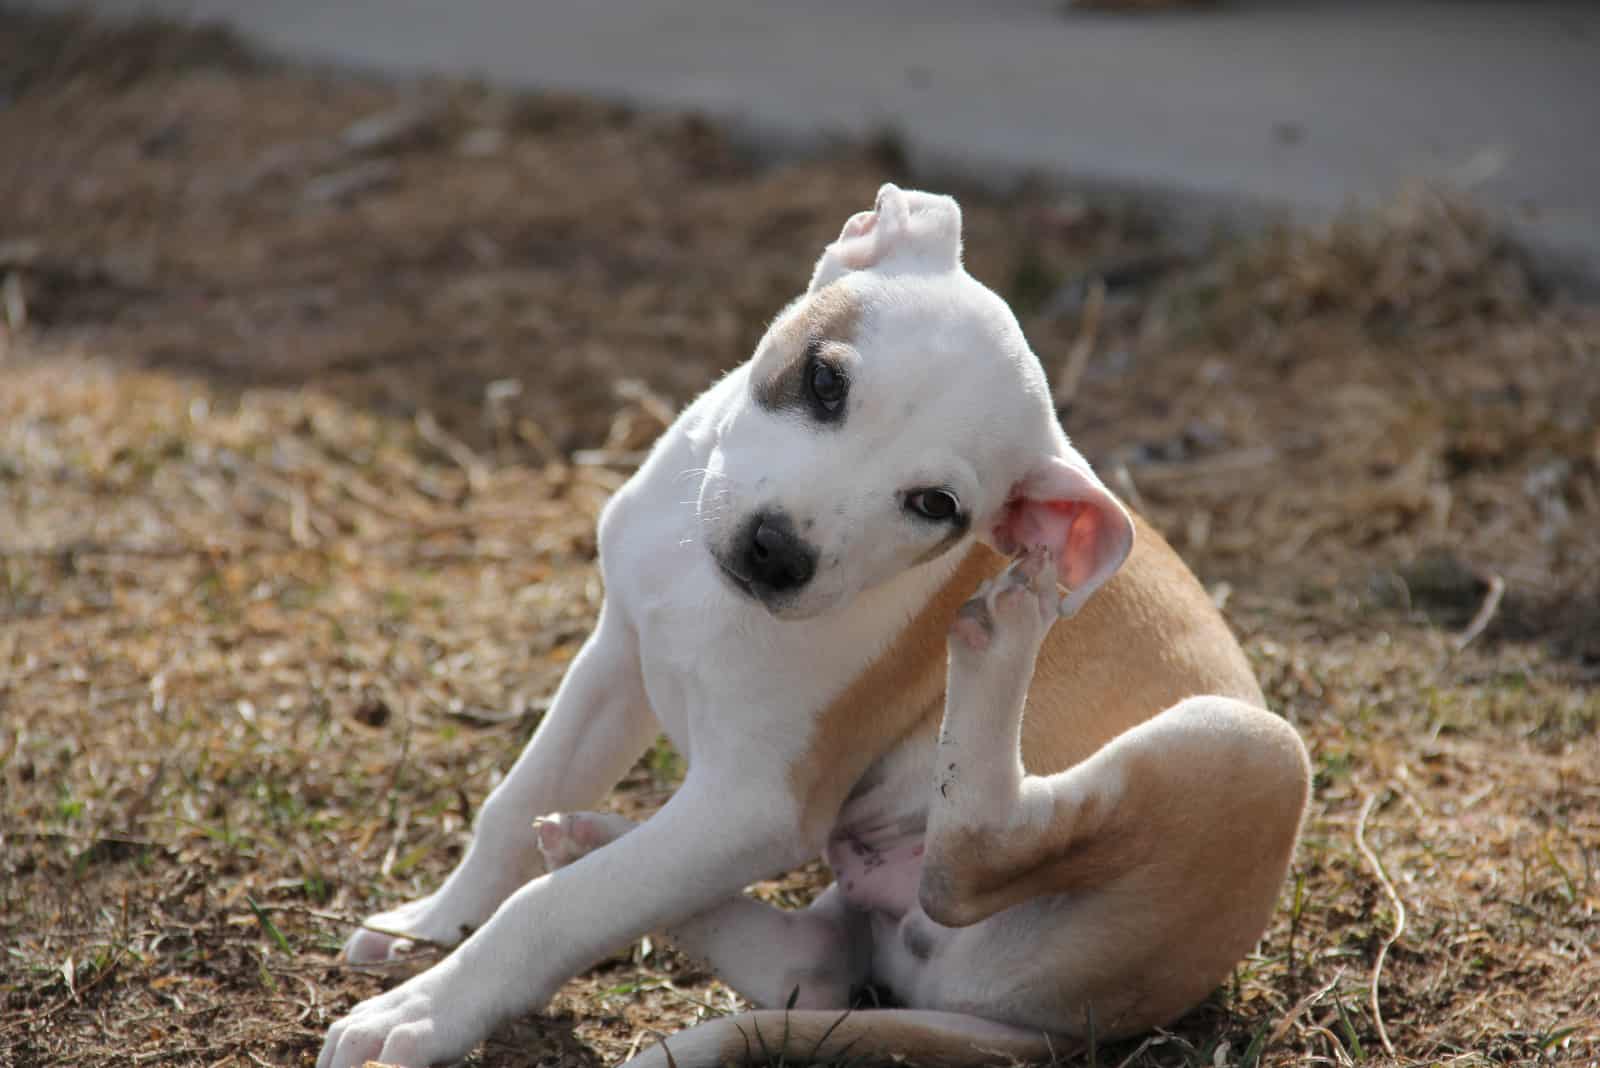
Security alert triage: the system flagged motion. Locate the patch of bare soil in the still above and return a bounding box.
[1,8,1595,1068]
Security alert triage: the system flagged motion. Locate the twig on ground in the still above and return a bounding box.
[360,683,414,842]
[1451,572,1504,651]
[1111,1034,1157,1068]
[3,270,27,330]
[348,922,449,950]
[1124,446,1281,487]
[0,945,127,1037]
[442,695,549,725]
[571,448,651,468]
[0,541,223,560]
[1053,276,1106,412]
[1265,967,1345,1055]
[1355,790,1406,1059]
[613,377,679,430]
[624,1028,648,1062]
[248,902,361,926]
[255,471,321,547]
[1110,462,1147,515]
[415,410,489,494]
[6,829,171,851]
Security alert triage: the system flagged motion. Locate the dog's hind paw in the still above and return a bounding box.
[534,811,637,871]
[949,548,1059,654]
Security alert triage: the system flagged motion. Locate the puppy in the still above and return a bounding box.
[318,185,1311,1068]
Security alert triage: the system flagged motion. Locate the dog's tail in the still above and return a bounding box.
[622,1008,1072,1068]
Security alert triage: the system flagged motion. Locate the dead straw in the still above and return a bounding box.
[1053,276,1106,411]
[1354,791,1406,1059]
[1451,572,1505,652]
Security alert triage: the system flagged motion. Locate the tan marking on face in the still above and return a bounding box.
[788,544,993,846]
[753,282,862,411]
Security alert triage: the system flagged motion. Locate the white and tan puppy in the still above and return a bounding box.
[318,185,1311,1068]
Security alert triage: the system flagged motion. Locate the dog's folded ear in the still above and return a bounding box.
[986,456,1134,618]
[808,184,963,292]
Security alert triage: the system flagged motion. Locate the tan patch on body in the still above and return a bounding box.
[923,770,1152,928]
[926,515,1277,922]
[789,546,992,845]
[1019,512,1265,774]
[707,1009,1059,1068]
[789,511,1266,854]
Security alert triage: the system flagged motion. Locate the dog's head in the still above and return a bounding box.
[697,184,1133,620]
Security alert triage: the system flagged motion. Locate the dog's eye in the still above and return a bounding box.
[807,359,848,415]
[905,489,959,521]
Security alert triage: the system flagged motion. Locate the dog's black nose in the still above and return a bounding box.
[744,512,817,594]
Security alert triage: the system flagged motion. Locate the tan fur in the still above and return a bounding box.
[925,711,1307,931]
[696,1009,1063,1068]
[789,546,993,845]
[1020,511,1264,774]
[923,516,1301,930]
[790,511,1261,843]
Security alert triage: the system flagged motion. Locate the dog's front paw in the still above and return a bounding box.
[343,820,544,966]
[949,547,1059,655]
[534,811,637,871]
[342,891,463,968]
[343,854,529,966]
[318,964,485,1068]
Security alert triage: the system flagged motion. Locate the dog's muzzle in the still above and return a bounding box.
[720,510,817,601]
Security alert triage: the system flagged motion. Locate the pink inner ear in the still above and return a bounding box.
[842,210,877,240]
[993,497,1102,589]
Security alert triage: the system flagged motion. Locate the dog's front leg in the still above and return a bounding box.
[536,812,870,1011]
[319,769,811,1068]
[343,602,659,964]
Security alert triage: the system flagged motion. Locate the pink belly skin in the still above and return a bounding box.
[825,830,926,918]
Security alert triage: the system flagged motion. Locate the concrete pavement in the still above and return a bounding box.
[24,0,1600,274]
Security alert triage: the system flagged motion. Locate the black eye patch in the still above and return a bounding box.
[754,338,850,426]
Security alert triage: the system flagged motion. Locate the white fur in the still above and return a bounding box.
[316,185,1307,1068]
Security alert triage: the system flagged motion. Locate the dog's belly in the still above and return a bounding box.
[825,820,925,917]
[826,735,936,918]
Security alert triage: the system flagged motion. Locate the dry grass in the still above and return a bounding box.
[1,8,1596,1068]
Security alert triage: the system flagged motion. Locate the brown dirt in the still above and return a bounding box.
[1,8,1595,1068]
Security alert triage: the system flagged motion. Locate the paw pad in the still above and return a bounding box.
[535,812,633,870]
[950,548,1061,651]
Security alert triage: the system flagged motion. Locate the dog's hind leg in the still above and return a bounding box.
[536,811,868,1011]
[910,551,1310,1034]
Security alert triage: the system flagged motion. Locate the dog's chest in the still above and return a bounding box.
[602,484,858,762]
[614,541,768,750]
